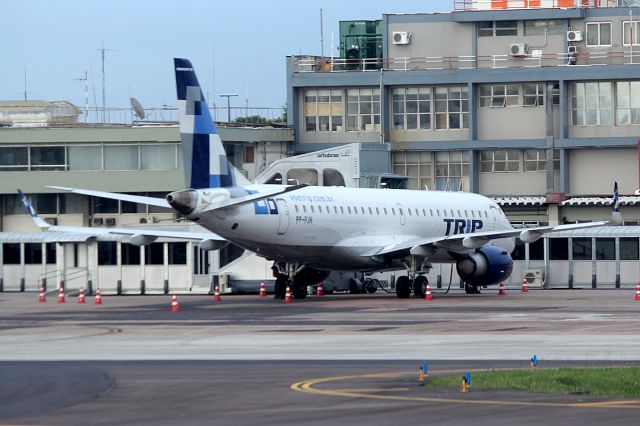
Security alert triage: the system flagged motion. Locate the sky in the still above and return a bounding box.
[3,0,453,116]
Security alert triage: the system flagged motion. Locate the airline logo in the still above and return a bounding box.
[254,198,278,215]
[444,218,483,236]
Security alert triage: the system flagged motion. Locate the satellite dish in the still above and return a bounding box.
[130,97,146,120]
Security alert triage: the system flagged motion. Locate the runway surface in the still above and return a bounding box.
[0,290,639,424]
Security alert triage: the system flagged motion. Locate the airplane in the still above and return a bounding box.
[26,58,617,299]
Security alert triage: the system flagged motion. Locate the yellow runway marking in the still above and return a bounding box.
[290,370,640,410]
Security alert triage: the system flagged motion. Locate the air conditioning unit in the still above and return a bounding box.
[510,43,527,56]
[523,269,545,289]
[44,217,57,226]
[568,45,579,54]
[567,30,583,42]
[392,31,411,45]
[105,218,116,227]
[92,218,104,226]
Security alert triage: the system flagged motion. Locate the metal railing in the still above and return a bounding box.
[292,50,640,73]
[453,0,619,11]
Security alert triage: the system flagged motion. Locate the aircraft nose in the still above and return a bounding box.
[166,190,198,216]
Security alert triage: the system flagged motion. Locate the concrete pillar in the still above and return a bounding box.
[0,243,3,292]
[41,242,47,292]
[163,243,169,294]
[187,242,194,292]
[139,245,146,295]
[117,242,123,295]
[56,242,65,290]
[87,240,98,295]
[19,243,25,292]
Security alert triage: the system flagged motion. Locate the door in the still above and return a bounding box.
[396,203,405,226]
[276,198,289,235]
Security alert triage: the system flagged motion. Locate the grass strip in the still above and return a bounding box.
[424,367,640,398]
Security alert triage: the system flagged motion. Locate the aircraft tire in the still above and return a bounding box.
[292,280,307,299]
[412,276,428,298]
[396,276,411,299]
[464,282,481,295]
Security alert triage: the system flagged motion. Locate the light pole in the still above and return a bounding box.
[219,93,238,122]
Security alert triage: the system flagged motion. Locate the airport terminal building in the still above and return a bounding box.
[3,0,640,293]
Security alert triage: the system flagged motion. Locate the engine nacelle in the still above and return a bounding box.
[455,245,513,286]
[129,234,158,246]
[294,268,331,285]
[198,239,229,251]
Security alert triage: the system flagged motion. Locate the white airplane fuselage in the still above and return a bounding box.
[187,184,516,272]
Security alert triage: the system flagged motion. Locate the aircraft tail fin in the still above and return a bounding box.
[610,181,623,225]
[18,189,51,230]
[174,58,250,189]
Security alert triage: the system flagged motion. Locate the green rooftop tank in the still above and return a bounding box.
[339,20,382,70]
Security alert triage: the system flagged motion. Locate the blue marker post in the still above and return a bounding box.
[530,354,538,369]
[461,371,471,393]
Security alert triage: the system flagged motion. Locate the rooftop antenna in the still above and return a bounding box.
[130,97,146,120]
[97,43,112,124]
[23,67,27,101]
[320,8,324,57]
[75,71,89,124]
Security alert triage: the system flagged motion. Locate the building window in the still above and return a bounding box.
[572,237,592,261]
[479,84,519,108]
[616,81,640,125]
[524,149,560,172]
[623,21,640,46]
[303,89,343,132]
[480,150,520,173]
[523,83,545,107]
[243,146,255,164]
[435,151,468,191]
[140,144,176,170]
[122,244,141,265]
[478,21,517,37]
[323,168,346,187]
[98,242,117,266]
[287,168,318,185]
[571,82,612,126]
[104,145,138,170]
[549,238,569,261]
[145,244,164,265]
[168,242,187,265]
[392,87,431,130]
[596,238,615,261]
[0,147,28,171]
[586,22,612,46]
[30,146,66,171]
[524,20,564,36]
[68,146,102,170]
[392,151,432,191]
[620,238,639,260]
[346,88,380,132]
[435,86,468,129]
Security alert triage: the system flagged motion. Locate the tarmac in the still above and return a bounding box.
[0,289,639,425]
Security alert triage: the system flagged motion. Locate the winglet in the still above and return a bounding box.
[17,189,51,230]
[610,181,623,226]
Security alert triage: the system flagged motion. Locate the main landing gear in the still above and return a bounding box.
[396,257,432,299]
[395,275,429,299]
[464,283,481,295]
[272,262,309,300]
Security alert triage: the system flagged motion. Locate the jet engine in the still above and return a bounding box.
[455,245,513,286]
[294,267,331,286]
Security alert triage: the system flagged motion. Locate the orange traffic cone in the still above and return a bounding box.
[214,286,221,303]
[58,285,66,303]
[284,285,292,303]
[316,282,324,297]
[94,288,103,305]
[171,294,180,312]
[498,282,506,296]
[259,282,267,297]
[635,282,640,301]
[521,277,529,293]
[38,285,46,303]
[77,287,86,304]
[425,283,433,301]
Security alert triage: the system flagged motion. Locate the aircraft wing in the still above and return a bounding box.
[18,190,224,244]
[47,186,171,208]
[371,220,609,258]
